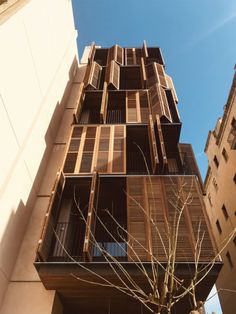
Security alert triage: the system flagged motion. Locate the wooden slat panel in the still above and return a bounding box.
[180,177,215,261]
[160,87,172,122]
[178,143,204,191]
[83,172,100,261]
[95,126,111,173]
[79,127,97,173]
[107,45,116,65]
[37,172,65,261]
[148,115,159,174]
[166,75,178,103]
[149,84,172,122]
[140,57,147,89]
[84,61,102,90]
[63,153,78,173]
[163,177,194,261]
[145,177,168,261]
[155,115,168,173]
[127,177,150,261]
[125,48,134,65]
[146,63,159,88]
[106,60,120,89]
[126,91,138,123]
[116,45,124,65]
[107,45,123,65]
[100,82,108,123]
[111,125,126,173]
[156,63,168,88]
[139,90,149,123]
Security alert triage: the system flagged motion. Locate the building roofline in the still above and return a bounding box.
[216,71,236,145]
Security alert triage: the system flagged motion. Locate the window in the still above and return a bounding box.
[226,251,233,268]
[222,148,228,162]
[221,204,229,220]
[216,220,222,234]
[213,155,219,168]
[212,177,218,191]
[227,117,236,149]
[233,173,236,184]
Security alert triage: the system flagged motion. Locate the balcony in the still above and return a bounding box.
[35,174,221,314]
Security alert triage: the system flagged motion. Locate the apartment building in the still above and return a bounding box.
[204,72,236,314]
[27,43,220,313]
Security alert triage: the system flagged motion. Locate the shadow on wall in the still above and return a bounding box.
[0,56,78,308]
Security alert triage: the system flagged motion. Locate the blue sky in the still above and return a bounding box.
[71,1,236,312]
[72,0,236,180]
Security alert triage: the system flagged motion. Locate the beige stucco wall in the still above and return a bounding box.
[0,0,78,311]
[204,75,236,313]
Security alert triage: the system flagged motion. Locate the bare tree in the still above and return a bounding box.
[50,173,236,314]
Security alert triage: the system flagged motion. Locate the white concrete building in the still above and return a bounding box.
[0,1,79,312]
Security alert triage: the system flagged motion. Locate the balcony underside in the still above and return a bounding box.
[35,262,222,314]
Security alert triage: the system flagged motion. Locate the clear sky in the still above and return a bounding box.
[72,0,236,180]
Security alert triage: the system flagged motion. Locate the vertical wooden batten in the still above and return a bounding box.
[83,172,100,261]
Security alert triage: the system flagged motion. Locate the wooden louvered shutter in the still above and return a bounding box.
[125,48,141,65]
[83,172,100,261]
[106,60,120,89]
[155,115,168,173]
[166,75,178,103]
[145,177,169,261]
[116,45,124,65]
[146,63,159,88]
[79,126,97,173]
[181,177,215,261]
[139,90,149,123]
[37,172,65,261]
[156,63,168,88]
[107,45,123,65]
[95,126,111,173]
[100,82,108,123]
[178,144,203,191]
[149,84,172,122]
[84,61,102,90]
[88,43,96,64]
[127,177,150,261]
[112,125,126,173]
[140,57,147,89]
[126,91,139,123]
[148,115,159,174]
[162,177,194,261]
[125,48,135,65]
[63,126,84,173]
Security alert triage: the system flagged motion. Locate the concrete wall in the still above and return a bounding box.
[204,74,236,314]
[0,0,78,311]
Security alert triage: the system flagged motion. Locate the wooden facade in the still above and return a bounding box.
[35,44,220,314]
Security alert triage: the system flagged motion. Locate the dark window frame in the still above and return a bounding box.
[213,155,219,168]
[216,219,222,234]
[221,204,229,220]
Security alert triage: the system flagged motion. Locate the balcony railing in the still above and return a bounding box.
[49,221,84,262]
[93,242,127,259]
[49,222,128,262]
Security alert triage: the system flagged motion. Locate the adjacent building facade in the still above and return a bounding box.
[204,72,236,314]
[0,0,78,313]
